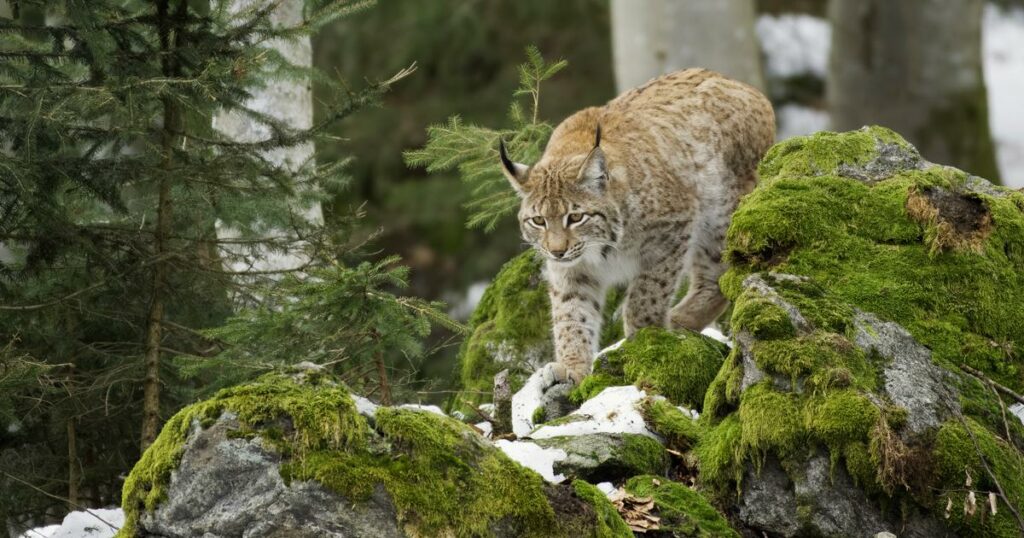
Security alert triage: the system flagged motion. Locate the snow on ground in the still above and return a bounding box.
[511,364,562,437]
[756,13,831,79]
[1011,403,1024,425]
[984,4,1024,188]
[397,403,446,416]
[17,508,122,538]
[529,386,658,441]
[700,326,733,348]
[494,439,568,483]
[352,394,378,418]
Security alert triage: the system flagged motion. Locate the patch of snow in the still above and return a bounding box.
[511,363,567,437]
[596,481,617,497]
[700,326,732,348]
[776,104,831,141]
[1010,403,1024,425]
[596,338,627,359]
[352,395,378,418]
[530,386,659,440]
[494,440,567,483]
[398,404,446,416]
[678,405,700,421]
[18,508,123,538]
[475,421,493,438]
[756,14,831,79]
[478,403,495,415]
[984,4,1024,188]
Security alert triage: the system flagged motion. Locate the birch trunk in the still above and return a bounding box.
[828,0,1000,182]
[610,0,764,92]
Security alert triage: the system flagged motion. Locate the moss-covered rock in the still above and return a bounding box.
[624,475,739,537]
[534,433,668,482]
[119,367,624,537]
[573,328,729,410]
[697,127,1024,538]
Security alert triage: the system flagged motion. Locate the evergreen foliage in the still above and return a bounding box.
[0,0,445,530]
[405,46,565,231]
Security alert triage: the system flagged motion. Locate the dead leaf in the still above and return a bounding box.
[965,490,977,517]
[965,469,973,488]
[989,492,998,515]
[945,497,953,519]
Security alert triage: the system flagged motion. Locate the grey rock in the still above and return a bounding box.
[793,452,889,537]
[737,457,800,537]
[538,382,575,423]
[836,135,926,184]
[139,412,403,538]
[533,433,666,481]
[853,310,960,434]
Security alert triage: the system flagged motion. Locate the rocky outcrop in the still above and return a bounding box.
[119,127,1024,537]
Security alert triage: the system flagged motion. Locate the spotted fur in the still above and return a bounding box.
[501,69,775,383]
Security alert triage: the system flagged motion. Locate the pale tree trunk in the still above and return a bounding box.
[215,0,319,273]
[610,0,764,92]
[828,0,1000,182]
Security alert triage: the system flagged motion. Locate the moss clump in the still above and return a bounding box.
[701,349,743,420]
[625,475,740,537]
[694,415,743,488]
[738,382,805,459]
[730,293,795,339]
[570,372,621,405]
[572,480,633,538]
[642,398,703,451]
[932,418,1024,537]
[620,434,670,476]
[451,251,553,415]
[725,127,1024,391]
[804,390,880,450]
[594,328,728,410]
[119,371,365,537]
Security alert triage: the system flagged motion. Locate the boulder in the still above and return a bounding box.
[117,368,625,538]
[696,126,1024,537]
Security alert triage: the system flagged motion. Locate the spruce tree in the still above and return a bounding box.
[0,0,442,529]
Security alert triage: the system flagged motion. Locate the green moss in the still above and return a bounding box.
[642,398,703,451]
[694,415,743,489]
[451,251,553,415]
[572,480,633,538]
[620,434,670,476]
[118,371,365,537]
[725,127,1024,391]
[739,382,805,459]
[531,406,547,425]
[701,350,742,421]
[600,328,728,409]
[570,372,622,405]
[842,441,883,494]
[933,418,1024,537]
[625,475,740,537]
[804,391,879,449]
[730,293,795,339]
[751,331,876,392]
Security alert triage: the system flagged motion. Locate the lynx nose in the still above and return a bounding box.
[549,249,566,259]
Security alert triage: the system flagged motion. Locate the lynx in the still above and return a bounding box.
[499,68,775,384]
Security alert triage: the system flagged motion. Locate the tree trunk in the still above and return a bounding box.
[828,0,1000,182]
[142,0,185,450]
[610,0,764,92]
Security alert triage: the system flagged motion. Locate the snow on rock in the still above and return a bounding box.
[700,326,733,348]
[398,404,446,416]
[494,439,567,484]
[984,4,1024,188]
[1011,402,1024,425]
[530,386,659,441]
[18,508,123,538]
[596,482,617,498]
[352,395,379,418]
[511,364,564,437]
[756,13,831,79]
[596,338,627,358]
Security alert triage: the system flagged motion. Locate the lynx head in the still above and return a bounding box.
[500,126,620,265]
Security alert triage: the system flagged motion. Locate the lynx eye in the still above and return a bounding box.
[567,212,584,224]
[530,216,546,227]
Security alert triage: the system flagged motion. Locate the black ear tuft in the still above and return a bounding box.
[499,138,515,175]
[594,123,601,148]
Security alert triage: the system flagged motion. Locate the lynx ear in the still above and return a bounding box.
[499,139,529,196]
[577,146,607,193]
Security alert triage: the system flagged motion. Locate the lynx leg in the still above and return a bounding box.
[624,223,690,336]
[669,210,730,331]
[548,268,605,384]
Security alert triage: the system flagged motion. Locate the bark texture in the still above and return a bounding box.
[828,0,1001,182]
[610,0,764,92]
